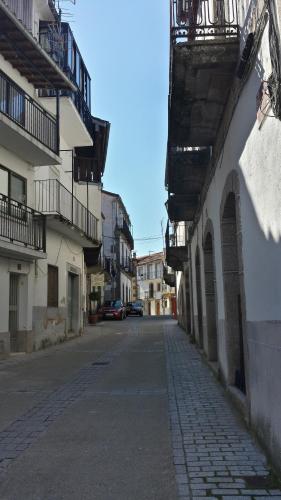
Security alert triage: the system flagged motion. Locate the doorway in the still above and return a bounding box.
[156,300,160,316]
[195,248,204,349]
[203,232,218,361]
[68,272,79,333]
[221,192,246,394]
[9,273,19,352]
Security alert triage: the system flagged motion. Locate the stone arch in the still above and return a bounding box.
[220,171,247,394]
[203,219,218,362]
[195,246,204,349]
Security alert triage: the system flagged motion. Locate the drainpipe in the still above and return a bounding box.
[188,241,195,342]
[55,89,60,154]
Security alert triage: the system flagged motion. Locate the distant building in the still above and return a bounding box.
[102,191,134,303]
[135,252,176,316]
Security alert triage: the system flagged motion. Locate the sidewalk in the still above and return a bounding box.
[164,323,281,500]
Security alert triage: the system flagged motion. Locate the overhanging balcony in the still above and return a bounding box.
[0,193,46,260]
[117,219,134,250]
[0,70,60,165]
[163,266,176,288]
[169,0,239,148]
[34,179,100,248]
[120,258,135,276]
[166,147,210,221]
[165,221,188,271]
[166,147,210,195]
[74,118,110,184]
[0,1,74,90]
[166,193,200,222]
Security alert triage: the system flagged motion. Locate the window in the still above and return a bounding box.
[48,265,58,307]
[0,76,25,126]
[149,283,154,299]
[157,283,161,292]
[0,166,26,203]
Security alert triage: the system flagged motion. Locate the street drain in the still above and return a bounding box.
[92,361,110,366]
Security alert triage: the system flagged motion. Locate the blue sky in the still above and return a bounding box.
[63,0,170,257]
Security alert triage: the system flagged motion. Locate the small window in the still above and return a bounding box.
[10,173,26,204]
[48,265,58,307]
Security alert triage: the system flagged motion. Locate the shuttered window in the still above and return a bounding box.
[48,265,58,307]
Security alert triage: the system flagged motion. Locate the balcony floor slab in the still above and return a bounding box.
[0,113,61,166]
[0,238,46,261]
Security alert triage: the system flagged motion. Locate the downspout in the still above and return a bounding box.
[188,240,195,342]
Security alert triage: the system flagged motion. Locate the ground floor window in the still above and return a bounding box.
[48,265,58,307]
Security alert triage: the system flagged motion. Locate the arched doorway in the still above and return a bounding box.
[195,248,204,349]
[203,231,218,362]
[221,192,246,394]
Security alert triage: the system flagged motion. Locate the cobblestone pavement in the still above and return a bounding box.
[164,324,281,500]
[0,333,133,478]
[0,319,280,499]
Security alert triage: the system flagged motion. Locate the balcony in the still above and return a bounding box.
[74,118,110,184]
[165,221,188,271]
[169,0,239,148]
[34,179,100,248]
[166,147,210,221]
[0,193,46,260]
[0,1,74,90]
[163,266,176,288]
[39,22,93,146]
[0,70,60,165]
[83,246,102,269]
[117,219,134,250]
[120,258,135,276]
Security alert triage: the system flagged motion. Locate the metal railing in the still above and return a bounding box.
[0,193,46,251]
[2,0,33,32]
[171,0,239,42]
[166,221,187,249]
[117,219,134,249]
[34,179,98,243]
[0,70,58,154]
[120,258,134,275]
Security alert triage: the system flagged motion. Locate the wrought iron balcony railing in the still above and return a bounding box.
[34,179,99,243]
[0,193,46,252]
[0,70,58,154]
[171,0,239,43]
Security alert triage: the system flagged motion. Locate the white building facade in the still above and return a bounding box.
[0,0,109,355]
[102,190,134,303]
[166,0,281,473]
[136,252,176,316]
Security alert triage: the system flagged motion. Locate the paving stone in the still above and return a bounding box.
[164,326,278,500]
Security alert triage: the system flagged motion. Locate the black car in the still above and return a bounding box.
[126,301,144,317]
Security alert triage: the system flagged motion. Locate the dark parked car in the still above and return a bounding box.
[126,301,144,317]
[99,300,126,320]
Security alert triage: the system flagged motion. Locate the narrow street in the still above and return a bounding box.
[0,318,280,500]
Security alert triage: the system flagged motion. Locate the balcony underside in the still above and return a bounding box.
[45,215,100,248]
[163,270,176,287]
[169,39,239,147]
[167,149,210,195]
[0,2,74,90]
[84,246,102,268]
[0,113,60,165]
[0,238,46,261]
[166,246,188,272]
[167,194,199,222]
[39,97,92,148]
